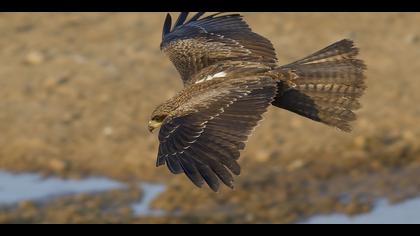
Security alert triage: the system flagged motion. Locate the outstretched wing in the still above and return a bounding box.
[156,76,277,192]
[161,12,278,86]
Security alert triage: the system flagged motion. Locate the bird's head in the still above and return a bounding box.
[148,107,168,133]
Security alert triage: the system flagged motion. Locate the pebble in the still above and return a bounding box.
[287,159,305,171]
[48,159,68,172]
[24,51,45,65]
[354,136,367,149]
[405,34,420,44]
[102,126,114,136]
[255,150,270,162]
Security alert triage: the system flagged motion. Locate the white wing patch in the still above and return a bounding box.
[195,71,227,84]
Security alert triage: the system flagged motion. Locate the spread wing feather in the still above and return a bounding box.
[161,12,277,86]
[156,77,277,191]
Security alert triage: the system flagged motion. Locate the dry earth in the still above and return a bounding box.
[0,13,420,223]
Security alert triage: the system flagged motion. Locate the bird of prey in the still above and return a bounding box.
[148,12,367,192]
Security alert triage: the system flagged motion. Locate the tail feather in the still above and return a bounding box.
[290,39,360,64]
[272,39,367,132]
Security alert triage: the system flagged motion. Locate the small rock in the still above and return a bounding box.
[103,126,114,136]
[24,51,45,65]
[62,112,81,124]
[255,149,270,162]
[49,159,67,172]
[44,75,70,89]
[354,136,367,149]
[287,159,305,171]
[405,34,420,44]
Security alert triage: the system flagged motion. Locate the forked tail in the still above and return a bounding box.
[272,39,367,132]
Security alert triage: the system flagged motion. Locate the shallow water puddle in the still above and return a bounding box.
[0,170,165,215]
[0,171,124,205]
[304,197,420,224]
[131,183,166,216]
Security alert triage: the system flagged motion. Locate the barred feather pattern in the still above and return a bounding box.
[272,39,367,132]
[161,12,277,86]
[157,76,277,191]
[153,12,369,191]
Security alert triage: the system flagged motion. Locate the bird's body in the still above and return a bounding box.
[149,12,367,192]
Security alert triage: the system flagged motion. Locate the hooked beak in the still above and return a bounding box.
[148,120,162,133]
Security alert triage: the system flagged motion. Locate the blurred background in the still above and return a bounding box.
[0,12,420,223]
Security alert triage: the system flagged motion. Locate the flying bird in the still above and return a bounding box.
[148,12,367,192]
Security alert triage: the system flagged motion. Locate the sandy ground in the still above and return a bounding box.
[1,13,420,223]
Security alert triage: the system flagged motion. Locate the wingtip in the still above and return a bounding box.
[227,180,235,190]
[175,12,189,28]
[162,13,172,41]
[187,12,205,23]
[210,186,220,193]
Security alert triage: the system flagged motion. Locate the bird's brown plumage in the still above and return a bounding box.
[161,12,277,86]
[150,12,367,192]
